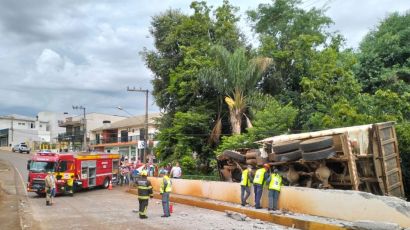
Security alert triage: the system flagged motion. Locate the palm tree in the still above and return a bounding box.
[200,46,271,135]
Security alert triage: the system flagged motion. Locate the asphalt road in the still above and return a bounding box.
[0,150,287,230]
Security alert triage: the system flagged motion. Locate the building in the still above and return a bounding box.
[0,114,50,148]
[37,111,71,144]
[58,113,127,151]
[90,113,161,162]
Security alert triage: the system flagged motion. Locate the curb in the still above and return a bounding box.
[126,188,349,230]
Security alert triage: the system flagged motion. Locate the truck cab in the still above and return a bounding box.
[27,152,59,194]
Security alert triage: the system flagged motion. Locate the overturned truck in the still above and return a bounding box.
[217,122,405,198]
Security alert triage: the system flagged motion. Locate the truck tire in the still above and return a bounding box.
[246,149,259,159]
[302,147,336,161]
[231,168,242,182]
[256,156,268,166]
[300,137,333,152]
[277,150,302,162]
[103,177,110,189]
[272,140,300,154]
[268,150,302,162]
[223,150,246,162]
[246,159,257,165]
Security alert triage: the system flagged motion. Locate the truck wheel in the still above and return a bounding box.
[103,177,110,189]
[302,147,336,161]
[300,137,333,152]
[27,151,30,154]
[245,149,259,159]
[231,168,242,182]
[272,140,300,154]
[246,159,257,165]
[269,150,302,162]
[223,150,246,163]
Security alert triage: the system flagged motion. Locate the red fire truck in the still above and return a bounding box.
[27,151,120,195]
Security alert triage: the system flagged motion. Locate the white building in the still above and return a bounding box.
[0,114,50,147]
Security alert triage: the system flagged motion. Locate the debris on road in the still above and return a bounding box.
[225,210,247,221]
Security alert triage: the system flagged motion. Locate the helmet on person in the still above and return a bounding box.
[273,168,279,173]
[159,169,168,175]
[140,170,148,176]
[263,163,270,169]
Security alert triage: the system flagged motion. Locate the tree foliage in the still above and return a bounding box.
[143,1,410,193]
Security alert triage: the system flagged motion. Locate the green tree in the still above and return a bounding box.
[143,1,244,171]
[216,96,298,154]
[356,12,410,94]
[200,46,271,135]
[248,0,335,120]
[300,48,364,129]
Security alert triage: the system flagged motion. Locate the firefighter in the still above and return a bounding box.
[253,163,270,209]
[159,169,172,217]
[240,165,253,206]
[136,170,153,219]
[267,168,282,211]
[66,175,74,197]
[44,171,56,206]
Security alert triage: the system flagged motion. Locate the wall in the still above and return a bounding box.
[148,178,410,228]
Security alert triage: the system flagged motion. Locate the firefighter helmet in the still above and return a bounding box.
[140,170,148,176]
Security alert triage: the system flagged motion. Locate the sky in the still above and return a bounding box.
[0,0,409,118]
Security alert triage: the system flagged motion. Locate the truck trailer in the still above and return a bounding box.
[218,122,405,198]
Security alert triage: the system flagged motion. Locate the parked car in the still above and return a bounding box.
[12,143,30,154]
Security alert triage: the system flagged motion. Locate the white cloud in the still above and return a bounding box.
[0,0,409,117]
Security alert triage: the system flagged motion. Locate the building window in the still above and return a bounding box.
[31,123,35,129]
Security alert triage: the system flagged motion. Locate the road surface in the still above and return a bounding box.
[0,150,288,230]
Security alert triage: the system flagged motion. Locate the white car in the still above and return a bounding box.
[12,143,30,154]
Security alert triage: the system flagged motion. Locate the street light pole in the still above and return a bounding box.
[72,105,87,151]
[127,86,149,163]
[116,106,133,117]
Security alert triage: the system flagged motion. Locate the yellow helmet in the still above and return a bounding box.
[140,170,148,176]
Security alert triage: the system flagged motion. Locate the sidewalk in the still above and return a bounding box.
[0,159,33,230]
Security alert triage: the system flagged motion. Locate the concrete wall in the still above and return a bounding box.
[148,178,410,228]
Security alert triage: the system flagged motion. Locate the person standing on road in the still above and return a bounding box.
[159,169,172,217]
[44,171,56,206]
[253,164,270,209]
[66,175,74,197]
[240,165,253,206]
[267,168,282,211]
[169,162,182,179]
[136,170,153,219]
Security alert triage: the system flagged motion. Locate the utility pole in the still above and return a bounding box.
[72,105,87,151]
[127,86,149,163]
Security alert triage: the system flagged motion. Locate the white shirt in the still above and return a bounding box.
[170,166,182,178]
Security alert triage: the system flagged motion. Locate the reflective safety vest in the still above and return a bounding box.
[253,168,266,185]
[240,169,251,187]
[67,177,74,186]
[160,175,172,193]
[268,173,282,191]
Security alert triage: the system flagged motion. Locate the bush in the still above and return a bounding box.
[396,122,410,199]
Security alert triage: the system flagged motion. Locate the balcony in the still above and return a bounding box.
[58,118,82,127]
[58,131,85,142]
[90,134,155,146]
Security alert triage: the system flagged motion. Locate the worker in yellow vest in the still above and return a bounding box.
[267,168,282,211]
[159,169,172,217]
[66,175,74,197]
[240,165,253,206]
[253,163,270,209]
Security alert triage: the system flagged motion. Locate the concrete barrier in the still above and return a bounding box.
[149,177,410,228]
